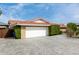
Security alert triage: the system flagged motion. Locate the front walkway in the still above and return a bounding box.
[0,34,79,55]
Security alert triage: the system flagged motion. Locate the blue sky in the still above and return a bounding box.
[0,3,79,24]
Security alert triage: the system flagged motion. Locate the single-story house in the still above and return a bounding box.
[0,18,67,39]
[8,18,52,39]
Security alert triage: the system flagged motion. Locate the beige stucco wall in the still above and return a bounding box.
[77,26,79,29]
[21,26,26,39]
[60,29,66,33]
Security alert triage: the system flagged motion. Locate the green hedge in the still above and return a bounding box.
[48,25,61,36]
[14,26,21,39]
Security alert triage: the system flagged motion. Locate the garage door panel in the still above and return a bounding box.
[26,27,48,38]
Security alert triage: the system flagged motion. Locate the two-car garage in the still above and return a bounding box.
[9,18,51,39]
[25,27,48,38]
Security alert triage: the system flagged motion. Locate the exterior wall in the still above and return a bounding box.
[21,26,26,39]
[60,29,66,33]
[77,26,79,29]
[60,27,67,33]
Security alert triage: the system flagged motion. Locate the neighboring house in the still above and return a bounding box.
[60,24,67,33]
[8,18,52,38]
[76,23,79,29]
[0,22,8,38]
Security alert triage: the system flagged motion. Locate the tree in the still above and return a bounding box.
[67,23,77,37]
[0,8,2,16]
[67,23,77,31]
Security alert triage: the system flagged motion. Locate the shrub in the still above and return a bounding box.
[14,25,21,39]
[48,25,61,36]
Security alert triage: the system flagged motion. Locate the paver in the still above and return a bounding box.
[0,34,79,55]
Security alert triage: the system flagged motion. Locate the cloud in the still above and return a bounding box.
[10,3,29,10]
[49,4,79,23]
[33,4,54,10]
[1,3,79,24]
[0,14,9,23]
[74,15,79,19]
[3,3,29,19]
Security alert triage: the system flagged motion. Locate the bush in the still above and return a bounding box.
[14,25,21,39]
[48,25,61,36]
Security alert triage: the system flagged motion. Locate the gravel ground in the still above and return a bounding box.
[0,34,79,55]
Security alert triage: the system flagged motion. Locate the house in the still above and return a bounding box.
[8,18,52,39]
[0,22,8,38]
[76,23,79,29]
[0,18,67,39]
[60,24,67,33]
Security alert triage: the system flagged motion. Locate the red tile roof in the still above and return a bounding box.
[8,18,66,27]
[60,24,66,27]
[8,18,52,26]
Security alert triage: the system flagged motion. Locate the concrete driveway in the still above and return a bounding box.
[0,34,79,55]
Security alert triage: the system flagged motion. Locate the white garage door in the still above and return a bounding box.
[25,27,48,38]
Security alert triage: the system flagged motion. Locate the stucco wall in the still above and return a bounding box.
[60,29,66,33]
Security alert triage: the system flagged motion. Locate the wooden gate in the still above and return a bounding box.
[0,28,8,38]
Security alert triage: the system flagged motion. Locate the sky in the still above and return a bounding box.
[0,3,79,24]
